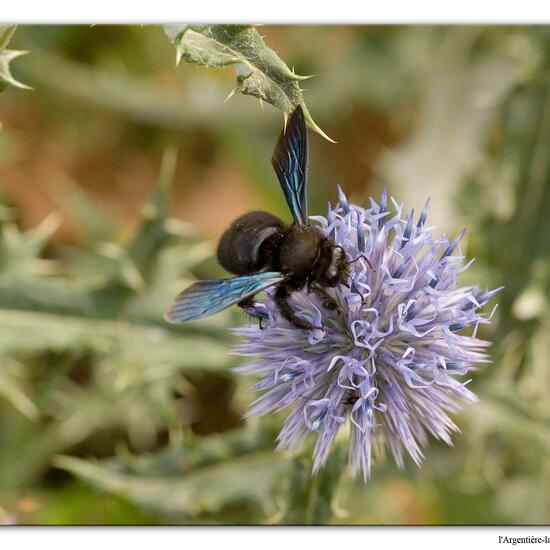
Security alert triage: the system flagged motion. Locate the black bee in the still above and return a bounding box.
[165,106,349,330]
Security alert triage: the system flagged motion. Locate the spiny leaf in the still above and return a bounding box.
[0,26,30,125]
[165,24,333,142]
[0,49,32,92]
[53,449,289,519]
[93,427,276,477]
[53,178,117,244]
[0,359,40,420]
[123,148,178,286]
[0,308,229,369]
[0,214,61,277]
[0,24,17,52]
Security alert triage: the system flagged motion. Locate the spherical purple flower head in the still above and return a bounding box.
[233,187,502,481]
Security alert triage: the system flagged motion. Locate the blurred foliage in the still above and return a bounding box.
[0,24,549,525]
[0,149,236,495]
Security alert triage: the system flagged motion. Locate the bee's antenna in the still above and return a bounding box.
[350,254,376,272]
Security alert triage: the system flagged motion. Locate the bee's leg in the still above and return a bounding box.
[238,297,268,329]
[274,284,322,331]
[309,282,339,312]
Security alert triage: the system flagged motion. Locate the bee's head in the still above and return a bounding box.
[323,244,350,287]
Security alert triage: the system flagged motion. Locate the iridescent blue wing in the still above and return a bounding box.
[271,105,308,226]
[164,272,283,323]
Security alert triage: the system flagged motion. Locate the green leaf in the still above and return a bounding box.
[466,386,550,450]
[0,214,61,277]
[93,427,277,477]
[53,438,289,519]
[0,25,31,117]
[123,148,177,284]
[0,359,39,420]
[0,154,236,487]
[165,24,333,141]
[0,49,32,92]
[0,25,16,53]
[53,179,118,244]
[0,308,228,368]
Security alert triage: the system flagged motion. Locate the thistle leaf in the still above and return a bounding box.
[0,49,32,91]
[124,148,176,282]
[53,436,289,520]
[54,179,117,244]
[0,359,39,420]
[0,308,229,369]
[0,214,61,277]
[0,24,17,53]
[165,24,333,141]
[0,25,31,97]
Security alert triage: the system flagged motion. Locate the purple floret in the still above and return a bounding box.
[233,187,502,481]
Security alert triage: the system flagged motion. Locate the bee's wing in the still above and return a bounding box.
[164,272,284,323]
[271,105,308,226]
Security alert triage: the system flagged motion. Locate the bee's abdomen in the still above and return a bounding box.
[217,211,286,275]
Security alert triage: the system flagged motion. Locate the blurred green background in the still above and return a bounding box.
[0,25,549,525]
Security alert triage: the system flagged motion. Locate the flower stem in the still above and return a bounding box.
[282,444,347,525]
[304,471,323,524]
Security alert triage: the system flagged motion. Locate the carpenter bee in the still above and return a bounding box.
[165,106,349,330]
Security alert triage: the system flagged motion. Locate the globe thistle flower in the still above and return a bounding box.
[233,187,502,481]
